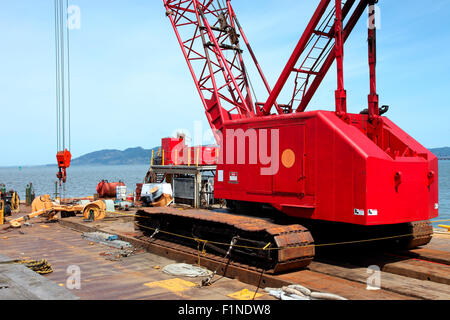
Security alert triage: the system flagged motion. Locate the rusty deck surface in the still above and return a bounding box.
[1,205,449,300]
[0,213,276,300]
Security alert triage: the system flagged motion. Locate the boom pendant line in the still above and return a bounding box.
[54,0,72,186]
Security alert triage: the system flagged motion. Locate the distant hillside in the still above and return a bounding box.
[430,147,450,159]
[71,147,159,166]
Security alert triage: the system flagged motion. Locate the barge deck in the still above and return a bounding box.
[0,204,448,300]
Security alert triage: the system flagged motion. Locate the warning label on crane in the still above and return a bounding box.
[229,172,239,184]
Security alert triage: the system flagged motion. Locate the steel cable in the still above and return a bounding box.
[54,0,72,152]
[109,211,424,251]
[66,0,72,151]
[54,0,60,151]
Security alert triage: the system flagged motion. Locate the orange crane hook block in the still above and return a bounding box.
[56,149,71,185]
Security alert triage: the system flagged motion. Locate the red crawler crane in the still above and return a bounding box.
[137,0,439,272]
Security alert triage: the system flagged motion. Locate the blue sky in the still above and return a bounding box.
[0,0,449,166]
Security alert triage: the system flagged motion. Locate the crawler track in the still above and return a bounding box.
[134,207,434,273]
[404,221,433,249]
[135,207,315,274]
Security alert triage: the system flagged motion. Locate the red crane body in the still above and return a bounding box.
[163,0,439,226]
[214,111,438,225]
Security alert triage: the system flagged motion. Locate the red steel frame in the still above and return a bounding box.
[263,0,370,116]
[367,1,380,121]
[164,0,439,226]
[296,0,369,113]
[164,0,274,135]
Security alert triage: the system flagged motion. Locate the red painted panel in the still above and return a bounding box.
[214,111,439,226]
[273,125,305,195]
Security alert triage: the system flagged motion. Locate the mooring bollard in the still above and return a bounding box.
[25,183,35,206]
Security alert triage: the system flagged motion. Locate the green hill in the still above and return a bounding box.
[71,147,160,166]
[430,147,450,159]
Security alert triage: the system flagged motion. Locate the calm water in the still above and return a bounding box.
[0,162,449,226]
[0,165,149,200]
[439,161,450,225]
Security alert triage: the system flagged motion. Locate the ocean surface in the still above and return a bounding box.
[0,162,448,226]
[0,165,149,200]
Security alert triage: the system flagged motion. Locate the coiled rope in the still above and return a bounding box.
[0,259,53,275]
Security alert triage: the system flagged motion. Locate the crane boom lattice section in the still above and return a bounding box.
[164,0,256,135]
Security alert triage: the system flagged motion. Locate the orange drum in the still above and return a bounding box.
[96,180,125,198]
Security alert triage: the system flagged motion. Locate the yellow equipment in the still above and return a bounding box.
[3,195,107,229]
[151,194,173,208]
[10,191,20,213]
[31,195,54,214]
[82,200,106,221]
[0,190,20,217]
